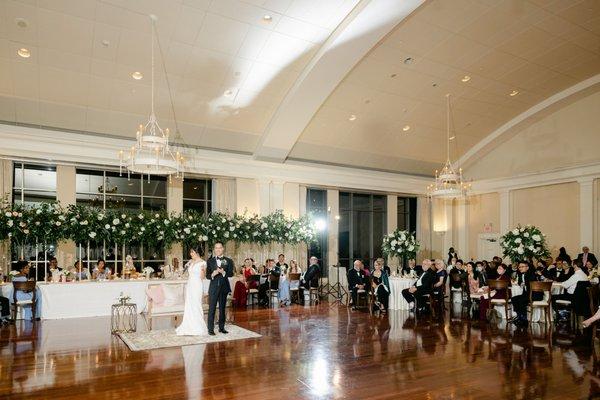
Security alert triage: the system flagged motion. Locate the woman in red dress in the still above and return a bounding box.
[232,258,258,308]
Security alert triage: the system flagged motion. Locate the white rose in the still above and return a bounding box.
[81,220,88,225]
[184,228,191,234]
[532,234,541,242]
[408,245,414,251]
[120,230,125,235]
[140,227,145,232]
[523,232,530,238]
[23,229,29,234]
[512,229,519,235]
[89,232,96,238]
[155,213,159,218]
[202,235,208,241]
[36,209,41,215]
[391,240,397,247]
[528,245,534,250]
[121,214,126,219]
[515,238,522,244]
[4,212,11,217]
[113,218,120,225]
[517,247,524,255]
[125,223,130,228]
[56,221,61,226]
[7,220,13,227]
[229,226,235,231]
[224,232,230,238]
[35,221,40,226]
[221,218,226,223]
[105,224,110,229]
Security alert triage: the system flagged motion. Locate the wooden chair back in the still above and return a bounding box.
[247,274,261,284]
[529,281,553,302]
[588,284,600,316]
[268,273,280,289]
[289,273,301,282]
[12,281,37,303]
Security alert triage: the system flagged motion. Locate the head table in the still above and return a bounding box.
[1,277,237,320]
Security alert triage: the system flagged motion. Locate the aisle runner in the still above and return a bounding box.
[118,325,261,351]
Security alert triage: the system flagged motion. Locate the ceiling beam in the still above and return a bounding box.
[252,0,425,163]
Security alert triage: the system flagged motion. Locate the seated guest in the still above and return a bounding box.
[278,267,290,307]
[534,260,548,280]
[484,260,497,280]
[302,256,320,290]
[276,254,289,272]
[449,257,458,270]
[401,258,423,276]
[576,246,597,268]
[376,258,391,276]
[510,261,541,325]
[449,259,465,289]
[72,260,91,280]
[257,259,276,307]
[433,259,447,302]
[92,259,111,280]
[401,259,435,311]
[347,260,366,309]
[232,267,249,308]
[371,276,389,314]
[289,259,302,290]
[554,260,574,282]
[552,260,588,309]
[557,247,572,265]
[362,262,371,277]
[372,259,390,293]
[241,258,258,289]
[491,263,511,298]
[466,262,487,295]
[447,247,458,265]
[475,261,488,283]
[12,261,36,319]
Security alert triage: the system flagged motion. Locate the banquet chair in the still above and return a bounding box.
[247,274,261,307]
[450,273,467,305]
[11,281,37,321]
[588,285,600,339]
[487,279,512,321]
[353,277,369,310]
[267,274,280,308]
[529,281,553,326]
[289,273,301,304]
[145,283,186,330]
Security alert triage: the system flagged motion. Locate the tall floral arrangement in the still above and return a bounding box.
[179,210,209,248]
[500,224,550,263]
[28,202,67,244]
[382,229,419,260]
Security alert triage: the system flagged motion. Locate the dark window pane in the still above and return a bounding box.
[105,195,141,210]
[183,179,209,200]
[105,171,142,196]
[183,200,206,214]
[352,210,371,260]
[409,198,417,233]
[340,192,350,210]
[76,169,104,194]
[144,197,166,210]
[143,176,166,197]
[373,195,386,212]
[308,189,326,209]
[397,198,406,215]
[373,212,385,259]
[338,211,350,259]
[76,193,104,208]
[23,193,56,205]
[352,193,370,211]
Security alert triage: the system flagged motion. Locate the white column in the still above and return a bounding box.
[270,180,284,212]
[579,177,594,248]
[387,195,397,233]
[235,178,259,215]
[258,179,271,216]
[499,189,510,234]
[56,165,76,268]
[327,189,339,268]
[299,186,307,216]
[283,183,300,218]
[456,198,468,260]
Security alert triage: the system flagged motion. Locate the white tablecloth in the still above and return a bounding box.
[2,277,237,320]
[388,277,416,310]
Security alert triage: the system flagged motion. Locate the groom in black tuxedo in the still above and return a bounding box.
[206,241,234,335]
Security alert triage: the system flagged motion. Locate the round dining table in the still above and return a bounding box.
[388,276,416,310]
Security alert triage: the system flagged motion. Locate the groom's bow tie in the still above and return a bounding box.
[217,257,223,260]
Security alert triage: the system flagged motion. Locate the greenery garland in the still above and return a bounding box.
[0,202,317,251]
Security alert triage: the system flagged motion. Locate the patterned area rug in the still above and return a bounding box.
[118,325,261,351]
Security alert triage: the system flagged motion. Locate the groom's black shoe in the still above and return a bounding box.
[208,330,216,336]
[219,329,229,334]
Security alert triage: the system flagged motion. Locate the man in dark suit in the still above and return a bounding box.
[303,256,320,290]
[258,259,277,307]
[576,246,598,268]
[347,260,366,308]
[206,241,234,335]
[276,254,289,272]
[401,258,423,277]
[401,259,435,311]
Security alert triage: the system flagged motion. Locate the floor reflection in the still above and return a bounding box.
[0,305,599,399]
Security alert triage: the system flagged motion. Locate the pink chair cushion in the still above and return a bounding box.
[146,285,165,307]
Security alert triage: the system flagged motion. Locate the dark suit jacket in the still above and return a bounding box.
[206,256,234,296]
[577,252,598,267]
[413,268,435,296]
[347,268,365,290]
[303,263,320,288]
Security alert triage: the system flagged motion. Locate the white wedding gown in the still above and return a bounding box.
[176,260,209,336]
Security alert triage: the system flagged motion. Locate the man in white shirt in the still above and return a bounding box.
[552,260,588,311]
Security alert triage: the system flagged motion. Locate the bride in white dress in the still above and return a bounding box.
[176,248,209,336]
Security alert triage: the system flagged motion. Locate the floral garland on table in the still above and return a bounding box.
[381,229,420,260]
[500,224,550,263]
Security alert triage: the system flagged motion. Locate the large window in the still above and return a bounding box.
[75,169,168,271]
[307,188,328,272]
[338,192,387,270]
[183,178,212,215]
[397,197,417,233]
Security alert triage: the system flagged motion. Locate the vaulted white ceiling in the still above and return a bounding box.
[1,0,599,177]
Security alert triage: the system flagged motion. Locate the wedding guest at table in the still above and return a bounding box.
[557,247,572,264]
[276,254,289,272]
[449,259,466,289]
[491,264,511,298]
[92,259,111,280]
[362,262,371,277]
[72,259,91,280]
[289,259,302,275]
[375,257,391,276]
[447,247,458,265]
[232,269,249,308]
[510,261,540,325]
[371,276,389,314]
[242,258,258,289]
[278,267,290,307]
[485,260,498,280]
[257,259,275,307]
[554,260,574,282]
[0,293,10,324]
[466,262,487,295]
[576,246,597,267]
[552,260,588,309]
[433,259,447,302]
[303,257,320,290]
[475,261,488,283]
[401,259,435,312]
[12,261,36,320]
[372,259,390,292]
[348,260,366,309]
[401,258,422,277]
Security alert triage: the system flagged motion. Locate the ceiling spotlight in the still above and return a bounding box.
[15,18,28,28]
[263,15,272,22]
[402,125,410,132]
[224,89,234,96]
[131,71,143,80]
[449,135,456,140]
[17,48,30,58]
[349,114,357,121]
[403,57,414,65]
[461,75,471,82]
[101,39,110,47]
[509,90,519,96]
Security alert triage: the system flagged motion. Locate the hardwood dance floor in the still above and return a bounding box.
[1,303,599,400]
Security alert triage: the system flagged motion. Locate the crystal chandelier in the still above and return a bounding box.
[427,94,470,198]
[118,15,184,179]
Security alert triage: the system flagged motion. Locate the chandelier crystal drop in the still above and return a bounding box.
[119,15,184,179]
[427,94,470,198]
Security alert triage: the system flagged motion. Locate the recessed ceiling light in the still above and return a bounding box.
[461,75,471,82]
[349,114,357,121]
[15,18,28,28]
[403,57,413,65]
[509,90,519,96]
[101,39,110,47]
[402,125,411,132]
[224,89,233,96]
[17,48,30,58]
[132,71,143,80]
[263,15,272,22]
[449,135,456,140]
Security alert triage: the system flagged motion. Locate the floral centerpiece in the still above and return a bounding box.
[142,266,154,279]
[500,224,550,263]
[381,229,419,263]
[8,270,19,282]
[117,292,131,305]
